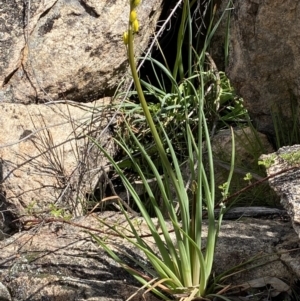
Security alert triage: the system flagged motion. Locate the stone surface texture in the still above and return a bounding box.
[0,211,298,301]
[0,98,118,234]
[0,0,163,103]
[261,144,300,239]
[209,127,274,201]
[216,0,300,135]
[212,127,274,167]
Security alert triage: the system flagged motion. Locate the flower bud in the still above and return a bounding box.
[123,31,129,44]
[130,10,137,23]
[132,19,139,33]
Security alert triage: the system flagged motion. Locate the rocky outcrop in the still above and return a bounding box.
[208,127,275,203]
[261,145,300,239]
[0,211,298,301]
[0,214,161,301]
[0,99,118,235]
[216,1,300,136]
[211,127,274,171]
[0,0,163,103]
[0,0,164,239]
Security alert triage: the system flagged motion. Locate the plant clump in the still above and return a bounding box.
[91,0,237,300]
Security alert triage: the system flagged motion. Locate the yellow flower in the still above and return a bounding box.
[132,19,139,33]
[130,10,137,23]
[123,31,129,44]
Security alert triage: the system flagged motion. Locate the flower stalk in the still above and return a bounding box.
[124,0,186,217]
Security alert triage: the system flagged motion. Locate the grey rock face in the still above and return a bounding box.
[220,1,300,135]
[0,282,11,301]
[0,212,298,301]
[0,0,163,103]
[261,145,300,238]
[260,145,300,278]
[0,99,118,233]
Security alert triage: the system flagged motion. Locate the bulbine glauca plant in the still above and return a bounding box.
[91,0,235,300]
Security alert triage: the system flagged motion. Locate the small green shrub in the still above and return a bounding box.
[258,154,276,169]
[280,151,300,165]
